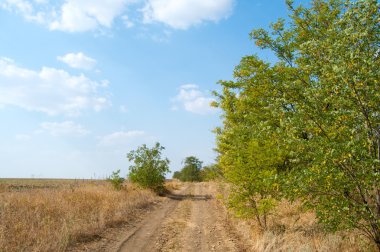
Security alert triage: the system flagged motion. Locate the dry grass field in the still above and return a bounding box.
[0,179,158,252]
[216,182,377,252]
[1,179,376,252]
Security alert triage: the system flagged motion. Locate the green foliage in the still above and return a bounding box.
[107,169,125,191]
[172,171,182,180]
[200,164,223,181]
[173,156,203,182]
[214,0,380,246]
[127,142,170,194]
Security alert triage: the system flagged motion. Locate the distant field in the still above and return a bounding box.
[0,178,106,184]
[0,178,177,192]
[0,178,107,192]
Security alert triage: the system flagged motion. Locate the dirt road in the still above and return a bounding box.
[71,182,249,252]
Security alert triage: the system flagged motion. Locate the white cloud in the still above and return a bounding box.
[34,0,48,4]
[0,0,32,13]
[98,130,146,146]
[180,84,198,89]
[1,0,134,33]
[1,0,235,33]
[172,84,217,115]
[0,57,110,116]
[142,0,235,29]
[39,121,90,136]
[49,0,130,32]
[57,52,97,70]
[0,0,50,24]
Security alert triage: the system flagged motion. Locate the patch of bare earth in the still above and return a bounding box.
[81,182,249,252]
[178,182,240,252]
[67,199,163,252]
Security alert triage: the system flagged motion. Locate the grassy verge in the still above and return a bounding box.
[0,181,157,252]
[215,182,376,252]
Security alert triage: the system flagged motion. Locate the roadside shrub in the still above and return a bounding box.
[127,142,170,194]
[107,169,125,190]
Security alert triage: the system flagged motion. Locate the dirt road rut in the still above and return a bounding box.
[118,183,246,252]
[73,183,248,252]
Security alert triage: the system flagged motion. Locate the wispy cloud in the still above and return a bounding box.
[98,130,146,146]
[142,0,235,30]
[49,0,131,32]
[172,84,217,115]
[0,0,47,24]
[1,0,235,33]
[1,0,134,33]
[0,57,109,116]
[122,15,135,28]
[57,52,97,70]
[38,121,90,137]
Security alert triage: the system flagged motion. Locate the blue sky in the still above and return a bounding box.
[0,0,307,179]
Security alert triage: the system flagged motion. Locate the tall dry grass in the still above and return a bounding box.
[165,180,182,192]
[0,183,157,252]
[247,201,375,251]
[215,182,377,252]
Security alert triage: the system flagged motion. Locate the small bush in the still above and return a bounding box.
[127,142,170,194]
[107,169,125,190]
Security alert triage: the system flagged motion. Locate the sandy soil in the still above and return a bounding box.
[68,182,250,252]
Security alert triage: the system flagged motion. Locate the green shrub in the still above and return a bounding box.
[127,142,170,194]
[107,169,125,190]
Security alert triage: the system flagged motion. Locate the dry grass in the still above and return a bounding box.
[165,180,182,192]
[248,201,375,252]
[215,182,377,252]
[0,181,157,252]
[0,178,103,193]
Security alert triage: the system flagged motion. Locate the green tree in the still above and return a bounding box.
[200,164,223,181]
[213,55,286,229]
[214,0,380,246]
[127,142,170,194]
[172,171,182,180]
[176,156,203,182]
